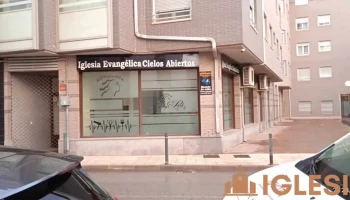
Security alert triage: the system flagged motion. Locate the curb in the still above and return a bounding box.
[82,164,276,172]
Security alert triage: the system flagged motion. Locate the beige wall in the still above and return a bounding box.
[290,0,350,118]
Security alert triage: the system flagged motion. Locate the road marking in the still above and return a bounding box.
[117,195,223,199]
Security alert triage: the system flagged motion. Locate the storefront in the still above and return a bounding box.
[77,53,201,138]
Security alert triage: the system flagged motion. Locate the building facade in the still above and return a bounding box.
[0,0,291,155]
[290,0,350,119]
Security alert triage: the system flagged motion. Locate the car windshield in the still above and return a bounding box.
[307,135,350,199]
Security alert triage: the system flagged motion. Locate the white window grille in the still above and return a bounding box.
[153,0,192,23]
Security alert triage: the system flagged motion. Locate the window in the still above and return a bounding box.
[318,15,331,26]
[281,0,285,13]
[296,43,310,56]
[281,30,286,44]
[250,0,257,26]
[298,101,312,114]
[269,25,273,47]
[243,88,254,125]
[273,32,276,44]
[318,41,331,52]
[295,0,308,6]
[280,46,283,61]
[82,69,199,137]
[275,0,278,13]
[59,0,107,12]
[264,14,268,40]
[141,69,198,135]
[296,17,309,30]
[153,0,192,23]
[319,66,332,78]
[277,40,280,57]
[223,74,234,130]
[282,60,287,75]
[0,0,31,12]
[321,101,333,114]
[297,68,311,81]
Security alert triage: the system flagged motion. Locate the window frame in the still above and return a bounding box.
[222,72,235,130]
[321,100,334,114]
[318,40,332,52]
[318,15,331,26]
[152,0,192,24]
[297,68,311,81]
[319,66,332,78]
[0,0,32,13]
[298,101,312,114]
[296,43,310,56]
[295,17,309,31]
[79,67,201,138]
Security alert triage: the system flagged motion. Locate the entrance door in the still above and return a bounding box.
[11,72,58,151]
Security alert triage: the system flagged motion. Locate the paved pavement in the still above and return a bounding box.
[87,169,260,200]
[231,119,350,153]
[81,119,349,171]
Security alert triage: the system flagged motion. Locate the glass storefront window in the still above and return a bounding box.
[223,74,233,130]
[244,88,254,124]
[82,69,199,137]
[82,71,139,137]
[141,69,199,135]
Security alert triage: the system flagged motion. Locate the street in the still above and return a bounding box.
[87,169,259,200]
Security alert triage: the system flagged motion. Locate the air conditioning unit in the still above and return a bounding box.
[259,75,268,90]
[242,66,254,86]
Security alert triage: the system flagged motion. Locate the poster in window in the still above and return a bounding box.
[200,71,212,95]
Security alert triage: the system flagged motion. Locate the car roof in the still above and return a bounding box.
[0,146,84,199]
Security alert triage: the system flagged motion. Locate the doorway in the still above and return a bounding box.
[341,94,350,118]
[11,72,59,151]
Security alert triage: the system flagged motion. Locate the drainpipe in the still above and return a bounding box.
[240,87,246,142]
[133,0,221,135]
[288,88,292,119]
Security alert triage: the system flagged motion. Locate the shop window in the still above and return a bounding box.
[0,0,31,13]
[243,88,254,125]
[223,74,233,130]
[82,69,199,137]
[82,71,140,137]
[141,69,198,135]
[59,0,107,13]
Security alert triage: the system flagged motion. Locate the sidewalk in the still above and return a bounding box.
[81,153,313,171]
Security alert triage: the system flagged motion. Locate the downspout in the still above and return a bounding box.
[288,88,292,119]
[133,0,220,135]
[261,0,268,131]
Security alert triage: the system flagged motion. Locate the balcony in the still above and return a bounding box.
[58,0,113,52]
[0,0,37,53]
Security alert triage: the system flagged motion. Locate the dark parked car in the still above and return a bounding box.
[0,146,118,200]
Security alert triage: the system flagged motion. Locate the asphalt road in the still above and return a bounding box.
[87,169,260,200]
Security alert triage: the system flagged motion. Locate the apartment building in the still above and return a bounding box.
[290,0,350,119]
[0,0,291,156]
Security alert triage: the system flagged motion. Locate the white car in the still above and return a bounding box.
[223,132,350,200]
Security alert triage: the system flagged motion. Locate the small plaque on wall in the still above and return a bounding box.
[200,71,212,95]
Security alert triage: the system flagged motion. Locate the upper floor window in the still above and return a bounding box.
[298,101,312,114]
[59,0,107,13]
[264,14,268,40]
[296,17,309,31]
[296,43,310,56]
[269,25,273,48]
[282,60,287,75]
[153,0,192,23]
[0,0,31,13]
[250,0,257,27]
[281,30,286,44]
[297,68,311,81]
[319,66,332,78]
[280,0,285,13]
[321,101,333,114]
[277,40,280,57]
[318,41,331,52]
[318,15,331,26]
[295,0,308,6]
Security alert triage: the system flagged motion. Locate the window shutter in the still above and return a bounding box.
[321,101,333,113]
[298,102,312,113]
[155,0,191,13]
